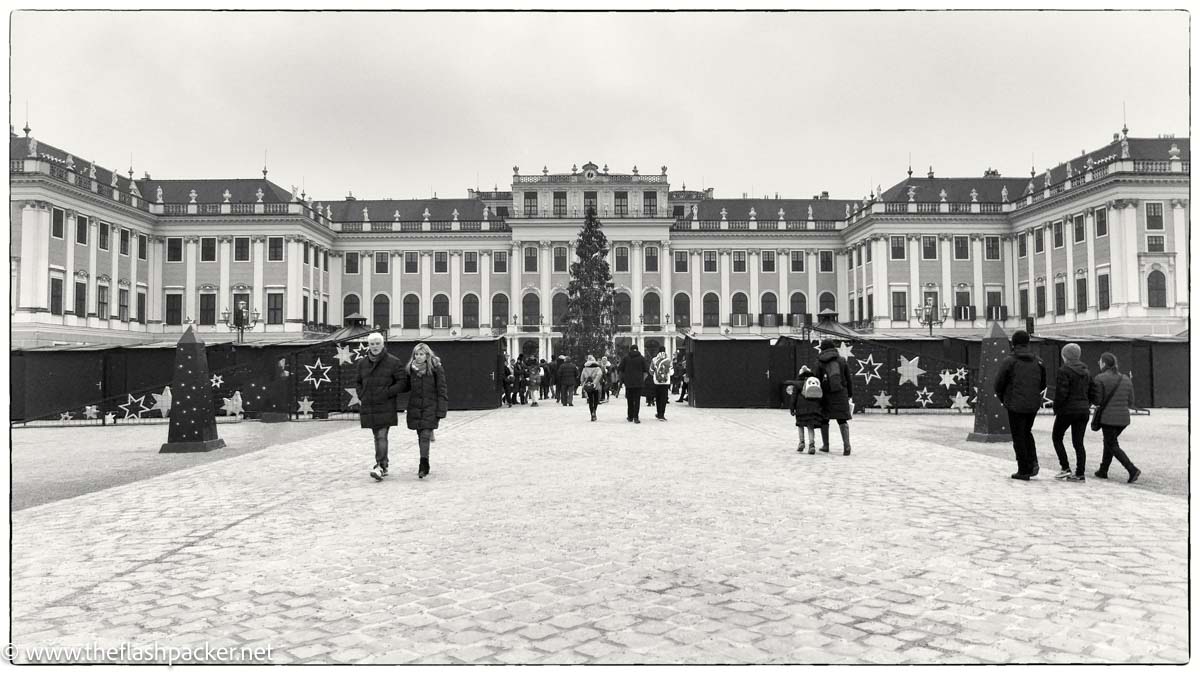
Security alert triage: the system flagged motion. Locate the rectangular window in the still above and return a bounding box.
[76,215,88,245]
[120,229,131,256]
[302,295,308,323]
[198,293,215,325]
[1146,202,1164,230]
[891,291,907,322]
[819,250,834,272]
[791,251,804,272]
[166,237,182,262]
[200,237,216,262]
[165,293,182,325]
[954,235,969,260]
[1073,215,1086,244]
[322,251,328,270]
[615,247,629,273]
[583,191,597,214]
[955,290,970,309]
[1147,235,1165,253]
[119,288,130,322]
[267,292,284,324]
[865,242,872,263]
[1018,233,1027,258]
[1034,228,1044,254]
[138,234,148,260]
[234,237,250,261]
[268,236,284,261]
[523,192,538,217]
[645,246,658,272]
[323,299,328,325]
[703,251,717,273]
[1054,281,1066,316]
[1075,278,1087,311]
[985,236,1000,260]
[1094,207,1108,237]
[434,251,448,273]
[923,291,939,313]
[1019,288,1029,318]
[674,251,688,273]
[553,192,567,217]
[51,208,64,239]
[50,277,63,315]
[464,251,478,274]
[986,290,1002,310]
[1035,285,1046,317]
[404,251,419,274]
[74,281,86,317]
[99,222,110,250]
[524,246,538,273]
[493,251,508,274]
[1097,273,1110,310]
[643,191,657,216]
[614,192,628,216]
[98,285,109,319]
[762,250,776,273]
[890,236,906,260]
[554,246,568,272]
[732,251,747,273]
[375,251,389,274]
[303,243,310,265]
[345,252,360,274]
[866,294,873,320]
[921,236,938,260]
[496,206,509,218]
[854,248,861,268]
[1052,221,1064,249]
[136,291,146,323]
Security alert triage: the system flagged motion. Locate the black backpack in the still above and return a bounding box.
[825,360,845,393]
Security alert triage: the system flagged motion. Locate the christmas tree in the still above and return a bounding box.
[561,207,616,364]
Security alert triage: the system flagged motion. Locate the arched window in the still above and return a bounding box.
[643,291,661,324]
[703,293,720,327]
[673,292,690,327]
[522,292,540,326]
[372,294,390,330]
[432,293,449,317]
[790,292,807,317]
[552,292,569,328]
[1147,270,1167,308]
[819,291,836,312]
[462,294,479,329]
[614,292,631,327]
[732,292,748,315]
[402,294,419,329]
[761,292,778,316]
[343,294,360,325]
[492,293,509,329]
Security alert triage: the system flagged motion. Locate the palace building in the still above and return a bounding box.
[9,126,1190,356]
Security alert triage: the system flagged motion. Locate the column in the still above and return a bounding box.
[660,241,672,330]
[16,203,38,311]
[690,250,701,331]
[150,236,163,323]
[88,218,99,318]
[450,250,462,326]
[1172,199,1188,307]
[316,246,325,324]
[971,235,984,322]
[184,236,198,322]
[873,237,888,324]
[1123,200,1140,307]
[361,250,373,328]
[480,251,492,328]
[109,227,120,319]
[328,252,343,326]
[1043,224,1053,322]
[218,236,232,317]
[908,236,920,321]
[631,240,644,329]
[939,235,952,318]
[778,248,789,325]
[1064,220,1075,317]
[307,242,316,321]
[251,236,265,320]
[835,249,849,320]
[719,248,731,326]
[1003,235,1015,322]
[539,241,551,328]
[1026,228,1036,314]
[64,210,76,317]
[285,237,303,323]
[845,248,855,320]
[1085,212,1097,313]
[1107,202,1125,306]
[420,251,432,327]
[859,243,868,321]
[390,251,404,330]
[749,249,760,319]
[806,249,817,321]
[509,241,521,330]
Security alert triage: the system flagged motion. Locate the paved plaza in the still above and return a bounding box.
[10,402,1189,664]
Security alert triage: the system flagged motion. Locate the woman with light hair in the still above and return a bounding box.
[353,332,406,481]
[395,342,449,479]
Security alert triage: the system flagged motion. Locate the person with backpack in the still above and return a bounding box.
[538,358,550,400]
[789,364,825,454]
[650,345,673,421]
[501,355,516,408]
[580,354,605,421]
[1051,343,1091,481]
[993,329,1047,480]
[1090,351,1140,483]
[526,356,542,407]
[514,358,528,405]
[814,339,853,455]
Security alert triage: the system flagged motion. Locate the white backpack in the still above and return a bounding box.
[802,376,823,400]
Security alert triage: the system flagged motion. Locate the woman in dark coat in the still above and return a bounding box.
[813,339,853,455]
[1090,351,1139,483]
[355,332,408,481]
[1051,343,1092,481]
[396,342,449,479]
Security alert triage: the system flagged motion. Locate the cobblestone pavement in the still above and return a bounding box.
[11,401,1188,664]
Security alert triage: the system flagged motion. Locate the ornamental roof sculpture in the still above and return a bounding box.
[188,189,197,204]
[222,189,232,203]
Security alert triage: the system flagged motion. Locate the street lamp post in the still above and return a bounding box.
[912,300,950,336]
[222,301,260,343]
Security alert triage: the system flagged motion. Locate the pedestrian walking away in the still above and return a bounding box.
[1051,342,1091,481]
[993,329,1046,480]
[650,346,673,420]
[551,356,563,403]
[580,355,605,421]
[619,345,650,423]
[354,332,407,481]
[790,364,825,454]
[526,357,542,407]
[814,339,854,455]
[538,358,550,400]
[501,354,516,407]
[394,342,449,479]
[599,357,611,402]
[557,356,579,406]
[609,359,623,400]
[1091,351,1140,484]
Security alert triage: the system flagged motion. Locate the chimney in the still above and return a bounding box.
[345,191,356,201]
[820,191,829,200]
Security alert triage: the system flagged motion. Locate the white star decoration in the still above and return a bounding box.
[1041,387,1053,409]
[950,391,971,413]
[297,397,315,415]
[334,344,356,366]
[82,405,99,419]
[210,374,224,388]
[956,367,968,381]
[897,355,926,386]
[353,344,370,361]
[303,358,333,390]
[855,353,882,386]
[915,387,934,408]
[150,386,172,417]
[938,369,959,390]
[59,412,73,422]
[103,412,116,425]
[345,388,361,407]
[873,391,892,409]
[117,394,151,419]
[836,341,855,360]
[221,391,244,416]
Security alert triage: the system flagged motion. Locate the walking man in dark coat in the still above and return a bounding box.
[354,332,407,481]
[993,330,1047,480]
[619,345,651,423]
[557,356,580,406]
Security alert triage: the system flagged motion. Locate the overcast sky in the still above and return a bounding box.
[10,10,1190,203]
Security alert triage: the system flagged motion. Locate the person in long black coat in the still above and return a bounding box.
[994,330,1047,480]
[557,357,580,406]
[619,345,650,423]
[354,332,408,481]
[394,342,449,479]
[813,339,853,455]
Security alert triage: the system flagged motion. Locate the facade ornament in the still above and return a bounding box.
[602,164,609,173]
[906,186,916,202]
[290,185,300,201]
[778,207,785,220]
[1086,156,1094,169]
[1120,136,1130,159]
[845,204,851,218]
[153,186,163,203]
[393,209,401,222]
[1044,171,1052,189]
[970,187,978,203]
[420,250,433,258]
[1169,143,1181,160]
[325,205,332,219]
[571,163,578,174]
[1065,163,1073,178]
[692,204,699,220]
[27,136,37,158]
[111,171,120,188]
[130,180,141,198]
[255,188,264,203]
[250,235,266,243]
[188,189,197,204]
[117,278,131,289]
[449,250,461,257]
[96,273,111,283]
[938,189,947,203]
[748,207,756,220]
[1170,198,1188,209]
[422,207,431,222]
[75,269,89,279]
[513,165,519,175]
[720,207,727,220]
[483,205,490,220]
[222,189,232,203]
[539,240,552,249]
[451,208,459,221]
[632,165,639,176]
[1024,181,1034,195]
[661,165,668,175]
[718,248,731,255]
[807,205,814,220]
[542,166,548,175]
[361,207,369,222]
[64,154,75,170]
[88,162,96,179]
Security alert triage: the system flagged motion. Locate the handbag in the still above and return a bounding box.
[1090,375,1122,431]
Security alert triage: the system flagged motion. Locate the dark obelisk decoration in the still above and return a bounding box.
[160,326,227,453]
[966,321,1012,443]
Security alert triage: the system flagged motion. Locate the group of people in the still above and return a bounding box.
[787,339,854,455]
[993,330,1140,483]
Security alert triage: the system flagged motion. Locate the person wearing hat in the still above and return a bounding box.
[993,330,1047,480]
[813,338,853,455]
[618,344,650,423]
[1051,342,1092,481]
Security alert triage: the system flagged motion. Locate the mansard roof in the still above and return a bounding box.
[10,133,131,195]
[693,198,858,221]
[140,178,294,204]
[325,198,489,222]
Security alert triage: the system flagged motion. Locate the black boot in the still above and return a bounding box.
[840,423,851,456]
[819,424,830,452]
[418,457,429,479]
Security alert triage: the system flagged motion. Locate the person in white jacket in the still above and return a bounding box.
[650,346,673,421]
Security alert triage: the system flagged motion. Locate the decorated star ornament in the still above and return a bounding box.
[915,386,934,408]
[836,341,855,360]
[220,391,244,416]
[297,397,315,415]
[345,388,362,407]
[103,412,117,425]
[334,344,356,366]
[873,391,893,409]
[897,355,926,387]
[855,353,882,386]
[210,374,224,388]
[150,386,173,417]
[59,411,73,422]
[955,367,968,381]
[353,343,370,360]
[83,405,100,420]
[117,393,151,419]
[938,369,959,390]
[950,391,971,413]
[303,358,333,390]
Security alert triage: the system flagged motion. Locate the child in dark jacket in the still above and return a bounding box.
[790,365,825,454]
